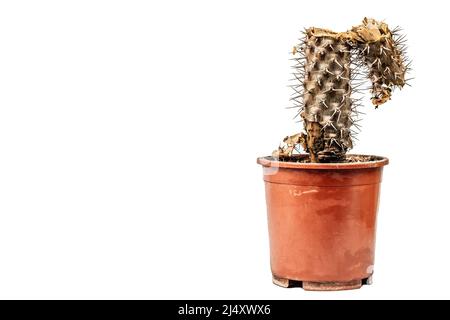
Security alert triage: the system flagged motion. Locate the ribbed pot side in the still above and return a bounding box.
[257,155,389,291]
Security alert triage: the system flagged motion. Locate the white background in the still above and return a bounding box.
[0,0,448,299]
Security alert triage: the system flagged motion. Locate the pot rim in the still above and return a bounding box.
[257,154,388,170]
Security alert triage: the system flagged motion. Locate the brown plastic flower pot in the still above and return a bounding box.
[257,155,389,291]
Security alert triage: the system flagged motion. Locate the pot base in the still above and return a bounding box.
[272,275,372,291]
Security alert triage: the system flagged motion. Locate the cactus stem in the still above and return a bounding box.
[280,18,410,162]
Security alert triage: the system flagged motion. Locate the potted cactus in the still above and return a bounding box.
[257,18,410,291]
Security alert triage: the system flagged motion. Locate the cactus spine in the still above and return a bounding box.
[277,18,409,163]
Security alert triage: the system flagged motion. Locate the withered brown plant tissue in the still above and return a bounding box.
[274,18,410,163]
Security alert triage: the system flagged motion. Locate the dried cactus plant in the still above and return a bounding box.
[274,18,410,162]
